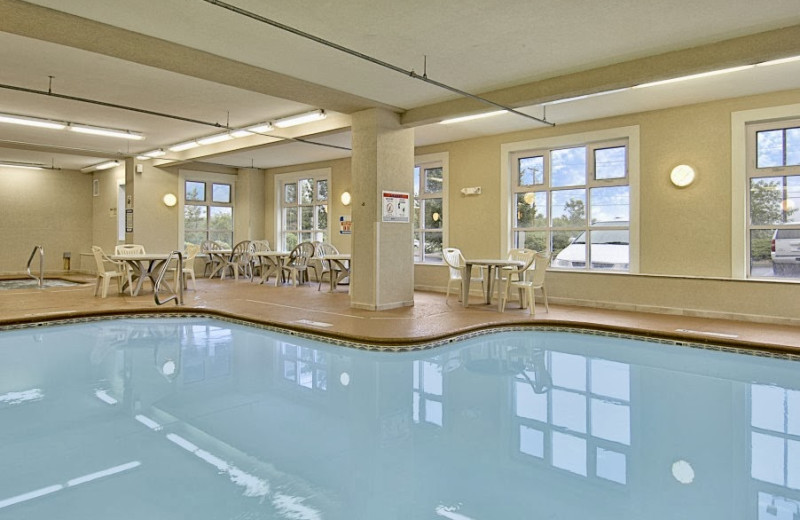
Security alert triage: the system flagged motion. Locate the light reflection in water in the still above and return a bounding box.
[0,317,799,519]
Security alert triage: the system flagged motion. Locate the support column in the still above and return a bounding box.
[350,108,415,311]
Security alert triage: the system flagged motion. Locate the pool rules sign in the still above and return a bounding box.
[381,191,410,223]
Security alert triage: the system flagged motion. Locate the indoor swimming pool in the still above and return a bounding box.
[0,316,797,519]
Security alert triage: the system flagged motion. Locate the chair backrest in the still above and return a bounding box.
[507,248,536,273]
[530,252,551,286]
[442,247,465,279]
[230,240,254,262]
[184,243,201,262]
[251,240,271,252]
[315,242,339,257]
[288,241,315,266]
[200,240,222,252]
[114,244,145,255]
[91,246,107,273]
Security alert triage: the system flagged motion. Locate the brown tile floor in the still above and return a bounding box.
[1,273,799,353]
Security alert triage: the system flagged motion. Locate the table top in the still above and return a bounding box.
[110,253,172,261]
[202,249,232,254]
[465,258,523,267]
[253,251,290,257]
[322,254,351,261]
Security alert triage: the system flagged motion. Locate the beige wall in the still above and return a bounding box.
[0,166,92,275]
[92,165,124,252]
[2,87,799,322]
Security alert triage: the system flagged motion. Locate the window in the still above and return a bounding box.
[275,169,329,251]
[181,172,234,248]
[414,153,448,263]
[746,119,800,279]
[509,139,630,271]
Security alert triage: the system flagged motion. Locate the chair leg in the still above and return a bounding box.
[542,286,549,313]
[101,276,111,298]
[527,287,535,315]
[499,277,511,312]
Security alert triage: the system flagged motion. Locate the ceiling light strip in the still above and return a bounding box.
[201,0,554,127]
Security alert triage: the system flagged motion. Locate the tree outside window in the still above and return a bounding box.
[183,179,233,248]
[748,122,800,279]
[414,163,444,263]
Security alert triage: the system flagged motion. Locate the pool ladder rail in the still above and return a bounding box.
[26,245,44,288]
[154,250,184,306]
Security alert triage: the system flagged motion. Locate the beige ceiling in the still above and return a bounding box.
[1,0,799,171]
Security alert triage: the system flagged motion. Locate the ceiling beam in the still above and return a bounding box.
[0,0,401,116]
[401,24,800,127]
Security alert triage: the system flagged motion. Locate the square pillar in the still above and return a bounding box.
[350,108,415,310]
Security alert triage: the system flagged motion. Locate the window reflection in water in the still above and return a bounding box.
[515,350,631,484]
[181,324,232,384]
[751,384,800,518]
[413,360,443,426]
[279,342,328,391]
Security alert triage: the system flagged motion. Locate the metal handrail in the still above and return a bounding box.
[154,250,184,306]
[26,245,44,288]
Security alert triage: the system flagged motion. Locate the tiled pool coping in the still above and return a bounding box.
[4,311,800,362]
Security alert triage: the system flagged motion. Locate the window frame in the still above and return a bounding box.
[178,170,235,248]
[274,168,331,251]
[501,127,639,273]
[414,152,449,264]
[732,103,800,280]
[744,118,800,280]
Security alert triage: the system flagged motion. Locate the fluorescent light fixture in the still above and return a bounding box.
[230,128,255,138]
[81,160,120,173]
[0,161,47,170]
[756,54,800,67]
[440,110,507,124]
[0,113,66,130]
[245,122,274,133]
[197,133,233,145]
[169,140,199,152]
[273,109,326,128]
[137,148,166,160]
[633,65,754,89]
[543,88,631,106]
[69,124,144,140]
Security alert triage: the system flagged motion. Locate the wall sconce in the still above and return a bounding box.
[340,191,352,206]
[670,164,696,188]
[162,193,177,207]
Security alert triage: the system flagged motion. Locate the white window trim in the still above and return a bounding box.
[500,126,640,273]
[414,152,449,263]
[273,167,331,249]
[731,103,800,279]
[178,169,236,247]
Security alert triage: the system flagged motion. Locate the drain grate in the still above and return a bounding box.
[295,319,333,328]
[675,328,739,339]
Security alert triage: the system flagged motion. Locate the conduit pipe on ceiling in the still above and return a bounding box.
[200,0,555,127]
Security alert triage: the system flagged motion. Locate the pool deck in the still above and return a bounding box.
[0,273,798,353]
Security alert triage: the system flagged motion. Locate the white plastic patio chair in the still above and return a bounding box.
[91,246,132,298]
[498,251,550,314]
[442,247,485,303]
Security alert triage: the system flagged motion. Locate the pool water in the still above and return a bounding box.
[0,317,797,519]
[0,278,83,290]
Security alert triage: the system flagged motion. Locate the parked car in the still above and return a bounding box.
[771,228,800,275]
[552,226,629,270]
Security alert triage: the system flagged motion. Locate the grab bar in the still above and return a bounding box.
[154,250,184,306]
[26,245,44,288]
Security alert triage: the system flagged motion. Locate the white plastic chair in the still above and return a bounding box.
[315,242,343,291]
[282,242,315,286]
[173,243,201,290]
[91,246,132,298]
[442,247,485,302]
[499,251,550,314]
[114,244,145,255]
